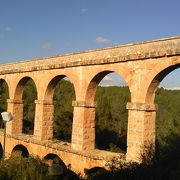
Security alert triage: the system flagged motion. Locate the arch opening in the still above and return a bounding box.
[146,64,179,104]
[11,144,29,157]
[43,153,67,176]
[43,153,65,165]
[45,76,75,142]
[86,71,130,153]
[146,65,180,170]
[14,77,37,135]
[0,79,9,129]
[153,66,180,144]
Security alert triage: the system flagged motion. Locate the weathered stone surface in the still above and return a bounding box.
[126,102,158,111]
[0,36,179,74]
[0,130,120,174]
[0,36,180,173]
[72,100,97,107]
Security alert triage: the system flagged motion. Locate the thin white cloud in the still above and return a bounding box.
[42,42,52,49]
[5,26,12,32]
[100,75,127,87]
[80,8,87,14]
[160,86,180,90]
[96,36,110,44]
[100,80,127,87]
[0,26,12,39]
[64,77,70,81]
[103,76,113,81]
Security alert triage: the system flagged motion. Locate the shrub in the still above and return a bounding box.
[0,156,49,180]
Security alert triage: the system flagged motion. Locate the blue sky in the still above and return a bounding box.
[0,0,180,87]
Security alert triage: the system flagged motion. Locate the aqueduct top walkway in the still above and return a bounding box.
[0,36,180,173]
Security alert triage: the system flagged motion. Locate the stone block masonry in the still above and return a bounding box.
[0,36,179,173]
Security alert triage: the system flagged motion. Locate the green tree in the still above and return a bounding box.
[22,79,37,134]
[0,82,9,128]
[53,79,75,142]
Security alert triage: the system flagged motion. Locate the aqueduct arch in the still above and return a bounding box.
[84,70,131,151]
[85,71,114,103]
[8,77,38,135]
[14,77,37,101]
[0,79,9,105]
[85,70,131,100]
[142,64,180,151]
[44,153,61,161]
[44,75,76,101]
[43,75,76,141]
[126,60,180,161]
[0,79,9,128]
[43,153,65,166]
[0,36,179,172]
[146,64,180,104]
[0,78,9,92]
[11,144,29,157]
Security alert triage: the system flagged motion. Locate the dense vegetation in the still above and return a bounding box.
[0,156,79,180]
[95,86,130,152]
[0,79,180,153]
[155,88,180,148]
[22,80,37,134]
[53,80,75,141]
[0,78,180,179]
[0,82,8,129]
[0,156,49,180]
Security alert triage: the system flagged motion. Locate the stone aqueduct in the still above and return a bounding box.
[0,36,179,173]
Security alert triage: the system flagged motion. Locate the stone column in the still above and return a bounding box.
[71,100,97,151]
[126,102,158,162]
[6,99,23,135]
[34,100,54,141]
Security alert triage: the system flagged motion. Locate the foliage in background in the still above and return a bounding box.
[0,156,49,180]
[86,136,180,180]
[155,87,180,148]
[53,80,75,141]
[0,82,8,128]
[1,80,180,153]
[95,86,130,152]
[22,80,37,134]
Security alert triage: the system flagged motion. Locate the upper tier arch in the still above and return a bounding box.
[146,63,180,104]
